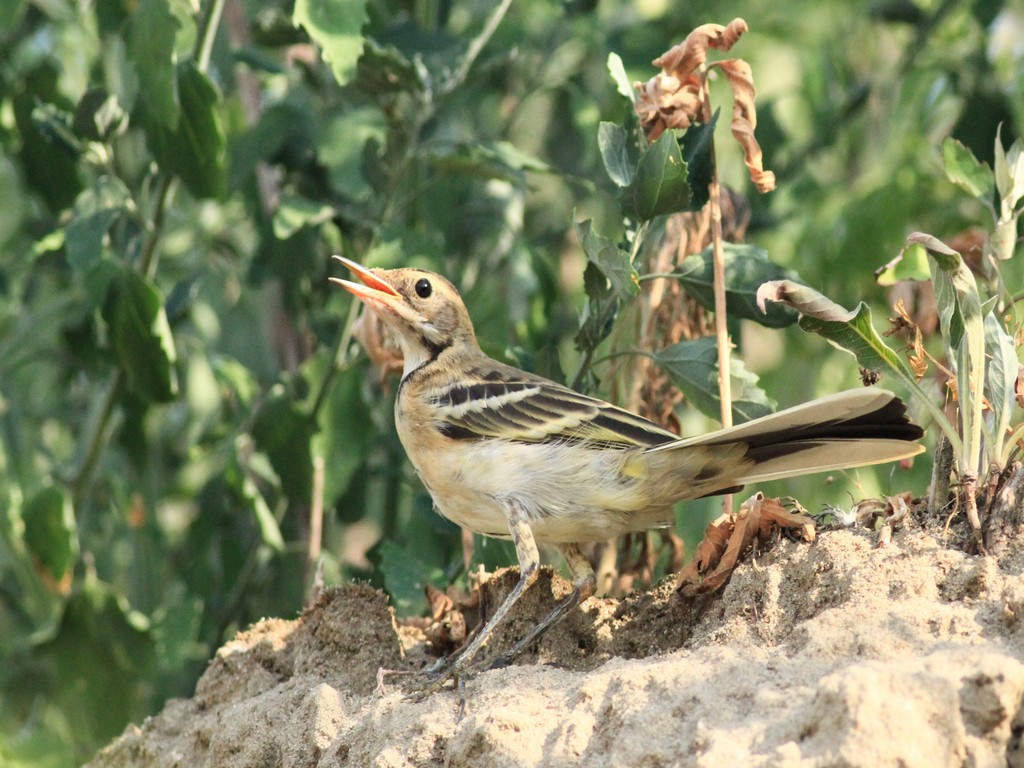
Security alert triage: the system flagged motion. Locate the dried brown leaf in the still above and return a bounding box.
[421,583,469,653]
[889,299,929,381]
[677,492,813,596]
[757,496,816,542]
[425,583,453,621]
[852,492,916,546]
[853,497,888,527]
[634,17,775,191]
[887,491,913,525]
[652,19,749,76]
[948,377,960,403]
[676,514,732,589]
[710,58,776,192]
[635,19,748,141]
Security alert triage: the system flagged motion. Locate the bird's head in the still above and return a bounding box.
[330,256,477,372]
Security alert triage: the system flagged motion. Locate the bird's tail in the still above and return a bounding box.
[645,388,925,497]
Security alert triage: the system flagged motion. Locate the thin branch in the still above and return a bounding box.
[702,74,731,429]
[310,298,361,423]
[71,373,122,507]
[194,0,226,72]
[448,0,515,91]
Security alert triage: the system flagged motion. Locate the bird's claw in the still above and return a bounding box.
[400,664,471,719]
[401,663,462,701]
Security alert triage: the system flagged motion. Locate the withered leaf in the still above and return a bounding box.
[677,492,814,596]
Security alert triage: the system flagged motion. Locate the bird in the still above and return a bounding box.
[330,255,925,690]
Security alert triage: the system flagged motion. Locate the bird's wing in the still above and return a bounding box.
[428,370,678,449]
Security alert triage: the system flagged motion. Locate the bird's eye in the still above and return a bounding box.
[414,278,432,299]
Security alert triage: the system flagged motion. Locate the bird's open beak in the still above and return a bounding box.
[329,255,402,309]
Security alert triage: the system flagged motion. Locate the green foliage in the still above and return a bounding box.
[675,244,800,328]
[655,338,776,424]
[761,128,1024,528]
[292,0,368,87]
[103,269,179,403]
[756,279,957,447]
[144,63,227,199]
[0,0,1020,763]
[22,488,77,586]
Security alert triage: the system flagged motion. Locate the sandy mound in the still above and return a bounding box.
[88,522,1024,767]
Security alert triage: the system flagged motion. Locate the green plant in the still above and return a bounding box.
[0,1,1019,764]
[759,132,1024,550]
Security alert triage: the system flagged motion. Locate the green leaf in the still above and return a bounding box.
[575,218,638,301]
[102,270,179,402]
[874,242,931,286]
[376,539,440,615]
[34,580,156,746]
[67,209,121,274]
[607,52,635,104]
[72,89,128,142]
[127,0,181,130]
[356,39,423,95]
[22,487,77,585]
[655,336,776,424]
[678,113,718,212]
[983,312,1019,464]
[913,232,984,473]
[575,261,619,353]
[674,243,801,328]
[273,195,336,240]
[425,141,555,184]
[757,280,914,381]
[0,0,28,33]
[317,106,386,201]
[756,278,960,451]
[994,125,1024,216]
[293,0,368,87]
[65,176,131,273]
[252,388,314,504]
[13,80,83,209]
[237,458,285,553]
[598,122,634,187]
[942,136,993,202]
[621,130,691,221]
[144,62,226,199]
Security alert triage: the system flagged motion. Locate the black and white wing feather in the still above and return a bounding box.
[429,366,677,450]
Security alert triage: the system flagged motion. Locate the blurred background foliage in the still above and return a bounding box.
[0,0,1020,764]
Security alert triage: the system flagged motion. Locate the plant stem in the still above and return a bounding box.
[701,74,731,430]
[962,471,986,554]
[194,0,226,71]
[449,0,514,90]
[590,349,656,368]
[310,298,360,424]
[71,373,122,507]
[139,174,175,278]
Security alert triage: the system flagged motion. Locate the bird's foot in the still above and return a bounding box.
[399,661,472,719]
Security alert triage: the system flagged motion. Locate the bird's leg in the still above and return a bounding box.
[489,543,596,669]
[406,499,540,698]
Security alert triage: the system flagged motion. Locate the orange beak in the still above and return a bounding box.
[329,255,402,307]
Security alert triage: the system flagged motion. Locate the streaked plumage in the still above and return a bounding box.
[330,256,924,689]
